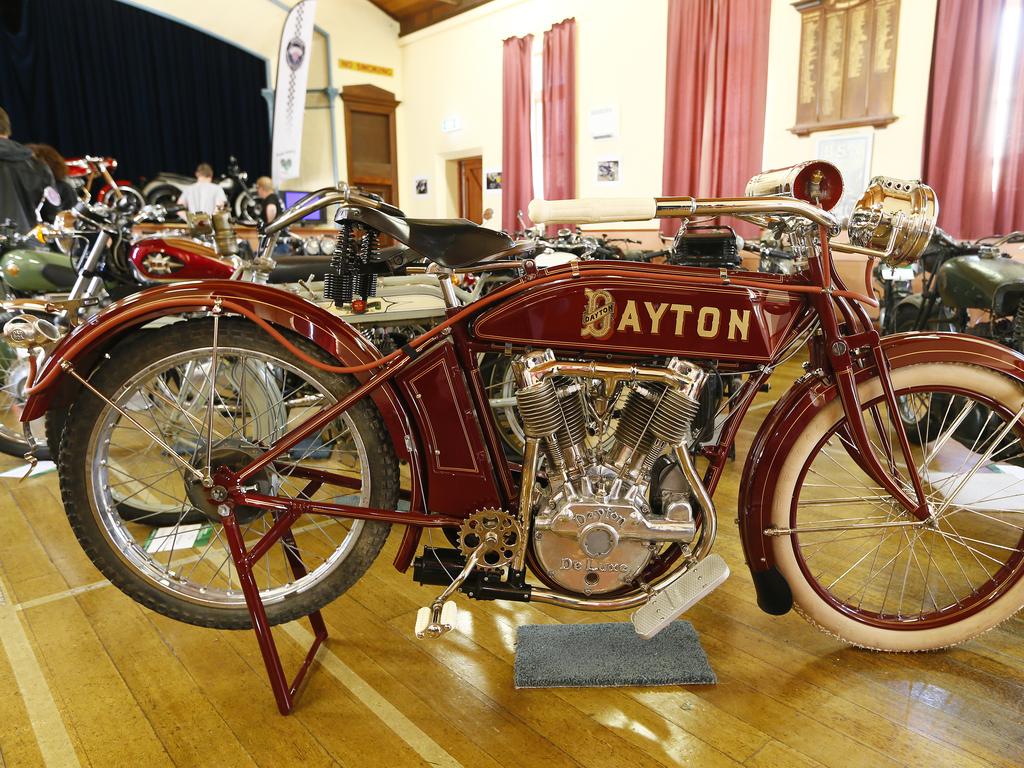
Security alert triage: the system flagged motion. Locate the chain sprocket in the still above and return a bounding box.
[458,508,522,570]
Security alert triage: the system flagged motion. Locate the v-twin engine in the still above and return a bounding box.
[514,351,711,596]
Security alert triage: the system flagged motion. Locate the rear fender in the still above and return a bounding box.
[738,332,1024,615]
[23,280,414,466]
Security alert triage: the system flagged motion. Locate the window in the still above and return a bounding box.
[991,0,1023,194]
[530,38,544,202]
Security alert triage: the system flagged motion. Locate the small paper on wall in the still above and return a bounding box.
[485,170,502,190]
[589,106,619,140]
[596,158,621,184]
[815,132,873,222]
[414,177,429,195]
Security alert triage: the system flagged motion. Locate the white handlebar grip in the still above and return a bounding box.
[527,198,657,224]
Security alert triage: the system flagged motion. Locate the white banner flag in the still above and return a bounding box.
[271,0,317,186]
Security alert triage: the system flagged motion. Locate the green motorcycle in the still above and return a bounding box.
[0,220,75,458]
[879,226,1024,449]
[885,227,1024,342]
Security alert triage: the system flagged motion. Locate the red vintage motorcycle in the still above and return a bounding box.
[65,156,144,213]
[17,164,1024,714]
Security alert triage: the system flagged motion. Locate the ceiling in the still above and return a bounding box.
[368,0,494,36]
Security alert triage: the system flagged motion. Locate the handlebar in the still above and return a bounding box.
[528,195,839,230]
[264,186,402,236]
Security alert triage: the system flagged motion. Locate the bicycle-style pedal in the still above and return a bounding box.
[631,554,730,639]
[415,600,458,639]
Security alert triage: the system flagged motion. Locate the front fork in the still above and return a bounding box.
[810,247,931,522]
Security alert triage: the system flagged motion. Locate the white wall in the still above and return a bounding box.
[398,0,669,229]
[119,0,402,191]
[398,0,938,231]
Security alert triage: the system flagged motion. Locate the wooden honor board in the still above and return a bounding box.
[792,0,899,136]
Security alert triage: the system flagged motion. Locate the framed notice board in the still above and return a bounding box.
[792,0,899,136]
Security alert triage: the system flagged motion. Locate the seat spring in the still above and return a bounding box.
[357,230,380,300]
[326,222,359,306]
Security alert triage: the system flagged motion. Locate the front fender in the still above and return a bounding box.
[23,280,413,464]
[738,332,1024,615]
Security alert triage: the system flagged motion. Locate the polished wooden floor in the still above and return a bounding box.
[0,358,1022,768]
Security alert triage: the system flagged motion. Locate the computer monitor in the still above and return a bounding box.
[281,191,326,223]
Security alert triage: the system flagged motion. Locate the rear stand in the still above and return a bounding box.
[220,510,327,715]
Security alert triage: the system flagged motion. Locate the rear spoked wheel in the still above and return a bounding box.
[58,319,398,629]
[772,363,1024,650]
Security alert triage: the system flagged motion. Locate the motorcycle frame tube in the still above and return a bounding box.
[66,230,109,303]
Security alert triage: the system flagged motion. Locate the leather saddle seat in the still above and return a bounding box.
[336,205,519,269]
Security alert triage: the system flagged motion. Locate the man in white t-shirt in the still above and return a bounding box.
[177,162,227,218]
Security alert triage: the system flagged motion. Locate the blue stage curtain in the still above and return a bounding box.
[0,0,271,184]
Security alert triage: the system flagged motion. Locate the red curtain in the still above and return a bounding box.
[542,18,576,234]
[924,0,1024,238]
[660,0,771,236]
[502,34,534,232]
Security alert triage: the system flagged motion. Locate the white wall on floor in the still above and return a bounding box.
[762,0,938,181]
[119,0,940,229]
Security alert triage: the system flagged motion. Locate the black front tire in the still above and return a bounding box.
[57,320,398,629]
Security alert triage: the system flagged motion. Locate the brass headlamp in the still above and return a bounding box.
[845,176,938,267]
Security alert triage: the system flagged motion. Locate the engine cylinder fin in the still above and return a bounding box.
[516,379,563,438]
[648,388,702,445]
[614,386,661,456]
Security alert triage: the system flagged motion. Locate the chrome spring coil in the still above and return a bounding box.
[324,222,359,306]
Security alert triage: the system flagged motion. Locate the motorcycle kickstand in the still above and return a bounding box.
[415,550,481,639]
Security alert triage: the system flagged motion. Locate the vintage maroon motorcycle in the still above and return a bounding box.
[17,164,1024,713]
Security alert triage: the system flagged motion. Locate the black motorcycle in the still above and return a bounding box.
[142,156,260,225]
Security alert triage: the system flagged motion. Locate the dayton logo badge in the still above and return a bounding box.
[581,289,616,340]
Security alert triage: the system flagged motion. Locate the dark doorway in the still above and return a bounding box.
[458,156,483,223]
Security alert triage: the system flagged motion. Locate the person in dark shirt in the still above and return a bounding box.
[0,107,53,232]
[255,176,281,226]
[28,143,77,222]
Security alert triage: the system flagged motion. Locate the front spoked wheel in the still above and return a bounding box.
[772,362,1024,650]
[59,319,398,629]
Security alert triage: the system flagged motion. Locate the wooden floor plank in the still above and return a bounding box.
[145,613,340,768]
[74,588,259,768]
[366,587,745,767]
[222,627,431,768]
[317,594,591,767]
[0,573,57,768]
[684,597,1022,768]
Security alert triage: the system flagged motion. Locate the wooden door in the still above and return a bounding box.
[341,85,400,206]
[458,156,483,223]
